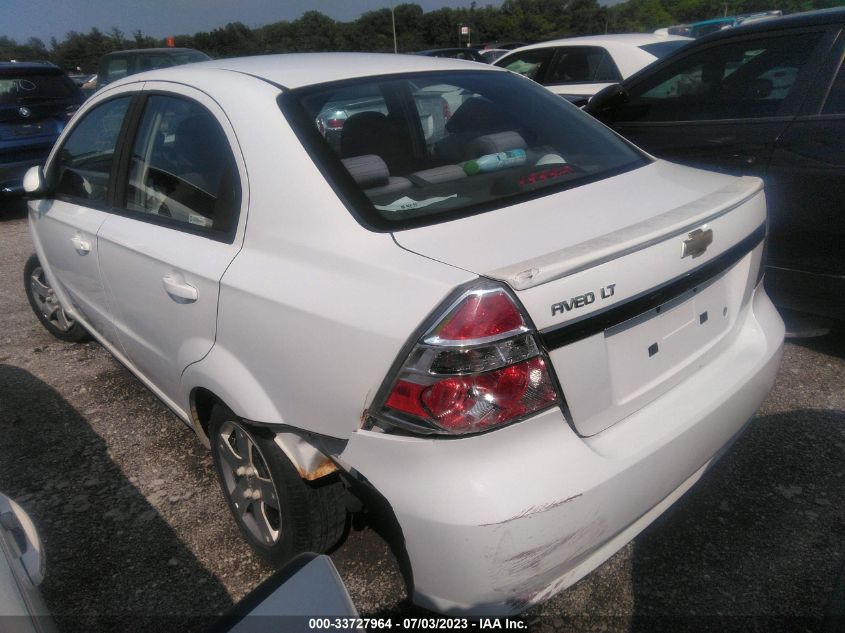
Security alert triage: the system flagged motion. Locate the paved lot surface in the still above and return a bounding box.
[0,199,843,632]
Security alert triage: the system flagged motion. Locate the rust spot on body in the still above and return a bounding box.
[298,457,339,481]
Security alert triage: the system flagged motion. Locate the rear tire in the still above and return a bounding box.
[23,254,90,343]
[209,404,347,566]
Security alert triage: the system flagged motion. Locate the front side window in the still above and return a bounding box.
[123,94,239,234]
[53,96,131,203]
[544,47,621,85]
[615,32,823,122]
[285,70,647,229]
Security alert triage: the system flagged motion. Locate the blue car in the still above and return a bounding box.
[1,62,84,196]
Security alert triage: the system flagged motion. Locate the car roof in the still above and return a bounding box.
[112,52,502,91]
[507,33,691,53]
[696,6,845,43]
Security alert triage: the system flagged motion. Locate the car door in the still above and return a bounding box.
[96,85,246,410]
[542,46,622,97]
[764,30,845,318]
[29,90,135,346]
[599,27,834,178]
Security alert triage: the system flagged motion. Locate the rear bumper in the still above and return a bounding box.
[341,285,784,615]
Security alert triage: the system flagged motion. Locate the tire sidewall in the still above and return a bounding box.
[23,254,89,343]
[209,405,309,566]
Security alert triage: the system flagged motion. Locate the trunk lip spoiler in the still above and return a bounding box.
[494,176,764,291]
[539,222,766,351]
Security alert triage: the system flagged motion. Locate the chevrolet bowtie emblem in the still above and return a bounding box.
[682,228,713,259]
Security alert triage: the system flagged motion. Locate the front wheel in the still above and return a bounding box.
[23,254,89,343]
[209,405,347,566]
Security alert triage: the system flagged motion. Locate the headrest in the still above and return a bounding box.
[468,131,527,157]
[341,154,389,189]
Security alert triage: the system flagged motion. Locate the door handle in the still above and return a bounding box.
[70,234,91,255]
[162,274,198,303]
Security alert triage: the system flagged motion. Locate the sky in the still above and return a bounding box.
[3,0,526,44]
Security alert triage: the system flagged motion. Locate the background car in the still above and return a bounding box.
[494,33,691,101]
[23,52,782,616]
[0,61,83,196]
[586,7,845,324]
[94,47,210,89]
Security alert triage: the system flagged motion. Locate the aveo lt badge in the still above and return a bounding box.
[682,227,714,259]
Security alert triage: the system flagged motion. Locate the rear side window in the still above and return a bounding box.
[283,70,647,230]
[615,31,823,122]
[123,94,239,234]
[544,47,621,84]
[496,49,554,80]
[638,40,691,59]
[822,62,845,115]
[53,96,131,203]
[0,71,76,104]
[103,57,129,83]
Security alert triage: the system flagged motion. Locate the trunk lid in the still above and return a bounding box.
[393,161,767,436]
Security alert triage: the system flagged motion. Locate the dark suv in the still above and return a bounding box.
[586,7,845,323]
[1,62,84,195]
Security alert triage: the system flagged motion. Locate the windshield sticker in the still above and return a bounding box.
[375,194,458,213]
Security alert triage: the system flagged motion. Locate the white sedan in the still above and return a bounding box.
[23,52,782,615]
[495,33,691,100]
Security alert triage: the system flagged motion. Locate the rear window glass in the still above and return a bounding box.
[0,71,76,105]
[639,40,690,59]
[282,70,647,230]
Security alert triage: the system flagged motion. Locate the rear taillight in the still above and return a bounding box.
[370,280,560,435]
[326,118,345,129]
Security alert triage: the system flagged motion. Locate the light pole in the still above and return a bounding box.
[391,3,397,54]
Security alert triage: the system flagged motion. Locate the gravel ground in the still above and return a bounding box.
[0,198,843,632]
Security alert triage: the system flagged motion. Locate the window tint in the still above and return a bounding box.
[822,62,845,115]
[124,95,239,234]
[497,49,553,80]
[615,32,823,122]
[53,96,131,203]
[545,47,621,84]
[287,70,647,229]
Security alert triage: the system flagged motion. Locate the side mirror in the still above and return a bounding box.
[583,83,629,118]
[23,166,48,197]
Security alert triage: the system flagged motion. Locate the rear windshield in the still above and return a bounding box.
[0,71,76,105]
[639,40,690,58]
[282,70,648,230]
